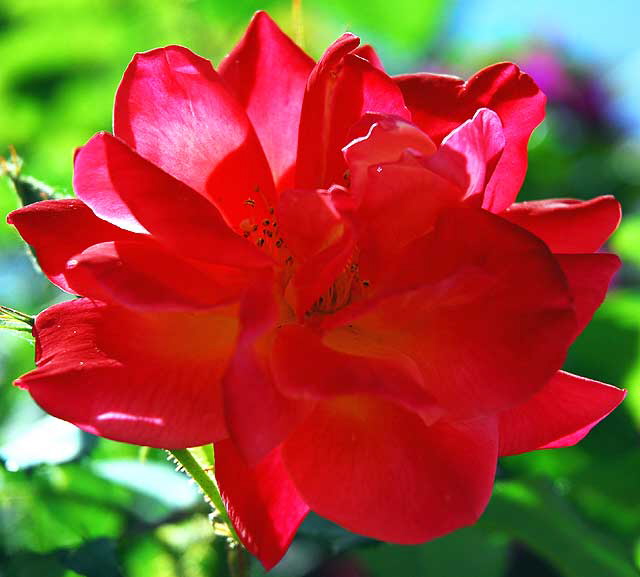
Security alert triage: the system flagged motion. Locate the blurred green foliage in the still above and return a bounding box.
[1,1,639,576]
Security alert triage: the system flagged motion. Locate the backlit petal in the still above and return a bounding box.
[65,239,250,312]
[502,196,621,253]
[16,299,237,447]
[114,45,276,223]
[499,371,625,456]
[296,36,410,189]
[74,132,270,268]
[219,11,314,190]
[424,108,505,203]
[397,63,545,211]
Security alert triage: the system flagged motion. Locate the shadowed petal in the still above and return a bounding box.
[7,199,137,293]
[272,324,440,417]
[342,208,576,418]
[556,253,620,336]
[277,187,355,317]
[215,440,309,570]
[283,397,498,542]
[222,278,313,464]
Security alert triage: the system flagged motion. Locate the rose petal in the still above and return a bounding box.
[499,371,625,456]
[556,253,620,336]
[424,108,505,203]
[16,299,238,447]
[344,114,437,172]
[283,396,497,542]
[74,132,270,268]
[397,63,545,211]
[114,45,276,223]
[219,11,314,190]
[343,116,460,261]
[502,196,621,253]
[272,324,440,416]
[7,199,137,293]
[222,278,313,464]
[343,208,576,418]
[215,440,309,570]
[65,239,250,312]
[353,44,385,71]
[296,35,410,189]
[277,187,356,316]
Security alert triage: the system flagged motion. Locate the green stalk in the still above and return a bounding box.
[0,305,34,327]
[168,448,239,543]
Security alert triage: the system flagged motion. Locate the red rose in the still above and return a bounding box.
[8,11,624,569]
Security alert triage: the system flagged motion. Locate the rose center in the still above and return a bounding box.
[307,256,370,317]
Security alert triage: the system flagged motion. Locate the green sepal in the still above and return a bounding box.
[0,305,34,335]
[1,146,67,206]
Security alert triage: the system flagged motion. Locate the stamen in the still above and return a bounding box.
[309,252,368,316]
[240,207,290,263]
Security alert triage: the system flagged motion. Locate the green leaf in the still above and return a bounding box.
[565,290,640,431]
[57,539,124,577]
[121,536,179,577]
[356,526,508,577]
[0,317,33,334]
[0,551,69,577]
[482,479,638,577]
[612,213,640,269]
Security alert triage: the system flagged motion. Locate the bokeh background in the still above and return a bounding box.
[1,1,639,576]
